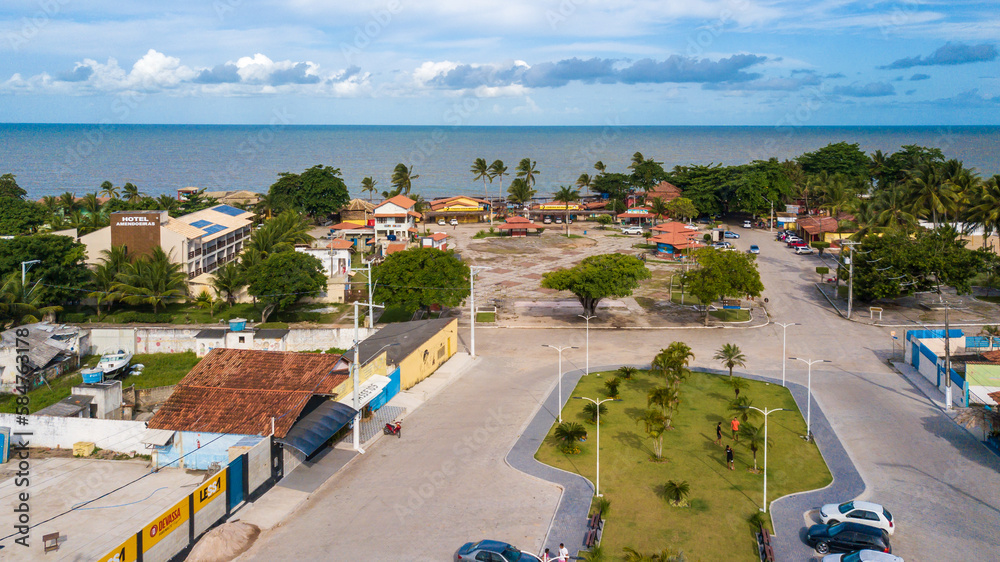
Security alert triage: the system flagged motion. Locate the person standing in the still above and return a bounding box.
[731,417,740,441]
[715,421,723,445]
[558,543,569,561]
[726,445,735,470]
[541,548,551,561]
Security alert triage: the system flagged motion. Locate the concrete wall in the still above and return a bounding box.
[155,431,261,471]
[90,326,375,356]
[0,414,148,454]
[246,437,272,493]
[399,319,458,390]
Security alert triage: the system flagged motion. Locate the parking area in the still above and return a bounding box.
[0,455,206,560]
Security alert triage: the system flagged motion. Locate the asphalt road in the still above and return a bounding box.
[242,225,1000,561]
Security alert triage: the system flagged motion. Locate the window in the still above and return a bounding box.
[238,336,245,343]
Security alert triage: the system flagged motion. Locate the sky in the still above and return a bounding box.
[0,1,998,126]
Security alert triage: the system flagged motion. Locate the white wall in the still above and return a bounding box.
[0,414,148,454]
[90,327,375,356]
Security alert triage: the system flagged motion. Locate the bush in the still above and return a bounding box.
[473,230,488,239]
[488,227,495,234]
[114,311,174,323]
[62,312,89,323]
[536,228,545,234]
[256,322,289,329]
[816,267,829,275]
[596,215,613,228]
[811,241,831,255]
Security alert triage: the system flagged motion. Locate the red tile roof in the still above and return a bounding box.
[325,239,355,250]
[651,221,698,234]
[147,348,348,437]
[497,216,542,230]
[329,222,373,231]
[426,232,449,241]
[375,195,416,210]
[989,391,1000,405]
[798,216,840,235]
[385,243,407,255]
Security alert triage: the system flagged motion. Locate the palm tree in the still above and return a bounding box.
[361,176,378,202]
[713,343,747,378]
[99,180,119,200]
[156,194,180,213]
[111,246,188,313]
[652,342,694,384]
[636,408,667,433]
[470,158,493,222]
[193,290,223,319]
[594,161,606,176]
[582,401,608,424]
[728,395,759,423]
[58,191,78,214]
[662,480,690,506]
[629,152,645,170]
[41,195,60,215]
[603,376,621,399]
[81,192,103,215]
[489,160,508,202]
[122,182,142,203]
[390,163,419,195]
[515,158,539,187]
[907,162,956,229]
[872,184,919,234]
[553,421,587,453]
[617,366,637,380]
[507,178,536,206]
[647,385,679,418]
[89,245,130,317]
[254,192,281,221]
[740,422,769,471]
[245,210,314,258]
[0,273,62,327]
[552,185,580,236]
[578,545,607,562]
[622,548,687,562]
[648,197,669,226]
[725,376,749,399]
[869,149,888,190]
[576,173,593,195]
[210,262,246,306]
[968,175,1000,249]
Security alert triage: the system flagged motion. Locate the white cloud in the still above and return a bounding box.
[413,60,460,86]
[129,49,196,89]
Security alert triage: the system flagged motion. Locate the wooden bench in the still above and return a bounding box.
[756,526,774,562]
[583,508,604,549]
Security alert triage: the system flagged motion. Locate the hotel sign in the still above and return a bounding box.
[111,212,163,258]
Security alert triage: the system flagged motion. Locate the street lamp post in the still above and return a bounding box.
[579,314,595,376]
[574,396,620,497]
[741,405,790,512]
[775,322,799,387]
[791,357,830,441]
[21,260,41,286]
[543,344,578,423]
[469,266,493,357]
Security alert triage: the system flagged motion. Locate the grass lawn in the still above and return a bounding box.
[379,305,415,323]
[476,312,496,322]
[710,308,751,322]
[975,295,1000,304]
[536,369,832,561]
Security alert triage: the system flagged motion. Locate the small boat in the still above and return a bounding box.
[96,349,133,378]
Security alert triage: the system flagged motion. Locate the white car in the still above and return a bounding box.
[450,218,459,226]
[438,219,446,226]
[543,217,553,224]
[822,550,903,562]
[820,501,895,535]
[621,226,643,235]
[743,220,752,228]
[794,245,815,255]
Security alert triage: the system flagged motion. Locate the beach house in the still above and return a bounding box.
[373,195,421,247]
[425,196,491,224]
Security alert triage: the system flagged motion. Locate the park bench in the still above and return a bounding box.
[756,525,775,562]
[582,507,604,549]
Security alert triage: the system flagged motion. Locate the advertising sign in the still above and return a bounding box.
[193,471,226,513]
[142,498,189,552]
[97,534,138,562]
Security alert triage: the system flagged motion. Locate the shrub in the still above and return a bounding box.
[816,267,829,275]
[537,228,545,234]
[596,215,613,228]
[473,230,488,239]
[62,312,89,323]
[256,322,289,329]
[604,376,621,398]
[114,311,174,323]
[489,227,495,234]
[811,241,831,256]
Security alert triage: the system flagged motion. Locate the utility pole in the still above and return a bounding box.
[352,300,383,452]
[349,259,376,328]
[469,266,493,357]
[842,241,860,319]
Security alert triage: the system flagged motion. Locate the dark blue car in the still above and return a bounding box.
[806,522,891,555]
[455,540,541,562]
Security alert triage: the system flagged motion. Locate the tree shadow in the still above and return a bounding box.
[612,430,649,456]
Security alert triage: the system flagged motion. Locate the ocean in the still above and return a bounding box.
[2,124,998,201]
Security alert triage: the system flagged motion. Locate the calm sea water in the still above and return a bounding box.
[2,124,998,200]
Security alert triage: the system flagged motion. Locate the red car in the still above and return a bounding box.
[788,240,808,248]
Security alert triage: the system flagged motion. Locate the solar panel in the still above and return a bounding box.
[203,224,228,235]
[190,220,213,228]
[214,204,245,217]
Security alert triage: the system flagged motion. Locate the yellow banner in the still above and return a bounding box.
[143,498,189,552]
[97,534,137,562]
[193,471,227,513]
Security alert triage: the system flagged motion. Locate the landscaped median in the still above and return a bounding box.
[534,354,832,560]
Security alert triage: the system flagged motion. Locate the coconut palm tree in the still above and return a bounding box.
[663,480,690,506]
[870,149,888,190]
[968,175,1000,249]
[489,159,508,198]
[739,422,770,471]
[516,158,539,187]
[576,173,593,195]
[725,376,749,399]
[582,401,608,424]
[156,194,180,213]
[872,184,919,234]
[0,273,62,327]
[594,161,606,176]
[361,176,378,202]
[907,162,956,229]
[99,180,119,200]
[552,185,580,236]
[89,245,130,317]
[58,191,78,214]
[507,178,536,206]
[245,210,314,258]
[111,246,187,313]
[629,152,645,170]
[41,195,60,215]
[648,197,669,226]
[553,421,587,453]
[210,262,246,307]
[122,182,142,204]
[714,343,747,378]
[81,192,103,215]
[603,376,621,399]
[470,158,493,221]
[390,163,419,195]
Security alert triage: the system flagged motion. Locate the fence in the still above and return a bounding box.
[97,437,281,562]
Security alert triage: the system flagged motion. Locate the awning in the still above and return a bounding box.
[339,375,391,409]
[141,428,175,447]
[278,399,357,457]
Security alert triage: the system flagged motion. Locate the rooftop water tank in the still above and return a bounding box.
[81,368,103,384]
[229,318,247,332]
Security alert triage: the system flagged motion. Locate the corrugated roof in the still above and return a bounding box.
[343,318,456,366]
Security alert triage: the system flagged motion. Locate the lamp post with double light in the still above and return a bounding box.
[574,396,620,497]
[790,357,830,441]
[543,344,577,423]
[740,405,789,512]
[579,314,595,375]
[775,322,799,387]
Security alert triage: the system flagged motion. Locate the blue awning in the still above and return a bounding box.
[277,398,357,457]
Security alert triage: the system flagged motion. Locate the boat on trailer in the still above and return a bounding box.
[95,349,133,379]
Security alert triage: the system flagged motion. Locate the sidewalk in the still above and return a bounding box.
[234,352,477,531]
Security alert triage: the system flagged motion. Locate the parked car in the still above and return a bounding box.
[822,550,904,562]
[723,230,740,239]
[748,245,760,254]
[806,522,891,555]
[621,226,643,235]
[438,219,447,226]
[711,241,732,249]
[743,220,752,228]
[543,217,552,224]
[794,246,815,255]
[555,217,563,224]
[450,218,459,226]
[788,240,808,248]
[455,540,541,562]
[820,501,895,535]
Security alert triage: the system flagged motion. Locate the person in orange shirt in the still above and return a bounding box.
[731,417,740,441]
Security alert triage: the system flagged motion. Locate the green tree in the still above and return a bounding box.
[507,178,536,205]
[88,245,130,317]
[111,246,188,313]
[651,342,694,386]
[244,210,314,259]
[156,194,180,213]
[647,197,669,226]
[541,253,651,316]
[592,172,631,203]
[471,158,493,208]
[630,156,669,192]
[647,385,679,419]
[372,247,470,311]
[596,214,614,228]
[58,191,79,214]
[0,199,47,235]
[906,162,956,229]
[714,343,746,377]
[122,182,142,203]
[515,158,539,187]
[797,142,872,183]
[552,185,580,236]
[583,401,609,424]
[880,144,945,188]
[361,176,378,202]
[682,248,764,325]
[0,234,90,307]
[210,261,246,307]
[269,165,351,219]
[0,273,63,328]
[488,160,508,202]
[617,365,637,380]
[663,480,690,506]
[246,251,326,319]
[193,290,223,319]
[576,173,594,194]
[390,163,419,196]
[553,421,587,453]
[99,181,119,200]
[603,376,621,399]
[740,422,769,471]
[726,376,749,399]
[0,173,27,200]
